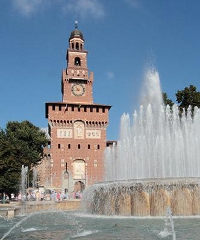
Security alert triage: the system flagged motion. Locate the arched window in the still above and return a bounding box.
[74,57,81,66]
[76,42,79,50]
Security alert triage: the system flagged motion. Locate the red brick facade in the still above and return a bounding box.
[42,24,111,193]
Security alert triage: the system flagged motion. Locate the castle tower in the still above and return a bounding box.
[45,22,111,193]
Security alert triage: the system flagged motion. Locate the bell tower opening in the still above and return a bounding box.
[74,57,81,66]
[75,42,79,50]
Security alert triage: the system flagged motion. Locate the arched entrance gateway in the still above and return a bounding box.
[74,181,85,193]
[73,160,85,197]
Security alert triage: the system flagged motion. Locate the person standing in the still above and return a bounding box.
[11,193,15,201]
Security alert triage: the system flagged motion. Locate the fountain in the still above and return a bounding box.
[159,207,176,239]
[0,166,29,220]
[1,68,200,239]
[82,68,200,216]
[21,165,28,201]
[32,167,38,189]
[1,210,200,239]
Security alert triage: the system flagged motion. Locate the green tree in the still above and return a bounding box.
[162,92,174,107]
[0,121,48,194]
[176,85,200,114]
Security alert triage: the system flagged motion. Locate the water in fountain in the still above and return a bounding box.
[1,210,200,240]
[159,207,176,239]
[19,165,28,215]
[104,68,200,181]
[82,68,200,217]
[21,165,28,201]
[32,167,38,189]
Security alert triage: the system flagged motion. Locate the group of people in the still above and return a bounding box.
[50,191,68,201]
[50,190,82,201]
[0,189,83,203]
[0,192,10,204]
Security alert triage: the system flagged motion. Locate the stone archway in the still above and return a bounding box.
[74,181,85,198]
[74,181,85,192]
[73,159,86,198]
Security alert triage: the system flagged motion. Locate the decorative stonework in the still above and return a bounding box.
[86,130,101,139]
[57,129,73,138]
[74,121,84,139]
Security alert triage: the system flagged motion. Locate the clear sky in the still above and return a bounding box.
[1,0,200,141]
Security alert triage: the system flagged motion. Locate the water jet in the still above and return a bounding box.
[82,68,200,217]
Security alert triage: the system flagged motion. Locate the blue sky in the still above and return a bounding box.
[1,0,200,140]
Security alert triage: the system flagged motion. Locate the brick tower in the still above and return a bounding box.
[45,22,111,193]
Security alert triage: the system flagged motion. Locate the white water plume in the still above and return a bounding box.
[104,68,200,181]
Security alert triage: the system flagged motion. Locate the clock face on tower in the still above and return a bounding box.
[72,83,85,96]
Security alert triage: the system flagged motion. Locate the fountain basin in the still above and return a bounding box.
[0,204,20,218]
[19,199,81,214]
[83,178,200,216]
[0,200,81,219]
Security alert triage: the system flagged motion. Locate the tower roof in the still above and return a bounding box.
[69,21,84,40]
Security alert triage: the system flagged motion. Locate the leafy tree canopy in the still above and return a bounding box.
[0,121,48,194]
[176,85,200,113]
[163,85,200,115]
[162,92,174,108]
